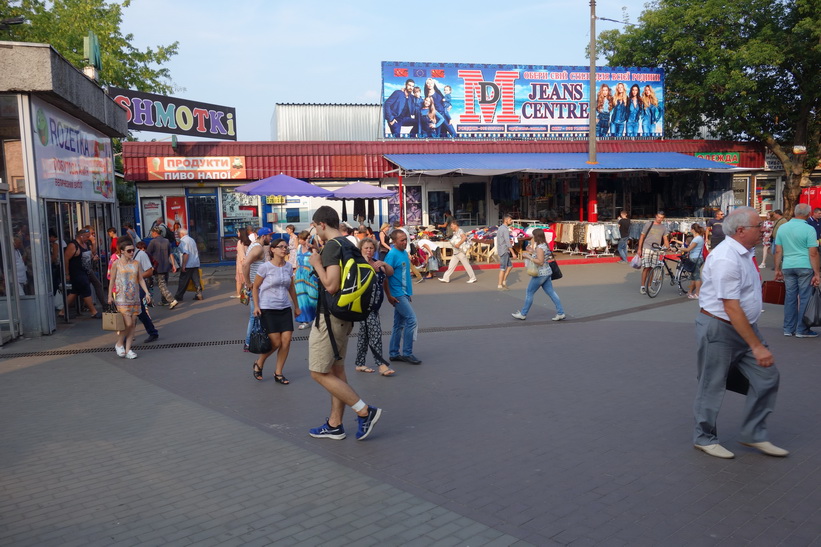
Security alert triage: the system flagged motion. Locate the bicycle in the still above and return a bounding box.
[644,243,694,297]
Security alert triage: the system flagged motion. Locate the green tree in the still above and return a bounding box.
[1,0,178,93]
[599,0,820,215]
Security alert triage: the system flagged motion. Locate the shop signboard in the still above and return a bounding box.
[146,156,246,181]
[110,87,237,140]
[30,96,115,202]
[381,61,664,139]
[694,152,740,166]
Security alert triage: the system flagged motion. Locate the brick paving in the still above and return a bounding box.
[1,259,819,545]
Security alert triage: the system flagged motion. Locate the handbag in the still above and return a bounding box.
[630,254,642,269]
[548,259,563,280]
[803,286,821,327]
[239,285,250,306]
[680,256,696,272]
[102,304,125,332]
[525,259,540,277]
[248,317,272,354]
[761,280,785,305]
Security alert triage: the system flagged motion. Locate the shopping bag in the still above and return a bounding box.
[525,259,540,277]
[248,317,272,354]
[802,286,821,327]
[239,285,250,306]
[102,305,125,332]
[630,254,642,269]
[761,280,785,305]
[185,268,203,292]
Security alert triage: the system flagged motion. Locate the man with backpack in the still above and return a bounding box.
[307,206,382,441]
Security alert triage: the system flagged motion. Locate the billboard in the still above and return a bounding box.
[110,87,237,140]
[381,62,664,139]
[30,96,115,202]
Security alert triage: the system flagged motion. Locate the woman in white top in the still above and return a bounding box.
[673,223,706,299]
[251,239,300,384]
[438,220,477,283]
[512,229,566,321]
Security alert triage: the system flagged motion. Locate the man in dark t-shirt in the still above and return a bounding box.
[617,210,631,262]
[706,210,725,249]
[307,206,382,441]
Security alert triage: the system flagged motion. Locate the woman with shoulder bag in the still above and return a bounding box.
[512,229,566,321]
[251,239,301,384]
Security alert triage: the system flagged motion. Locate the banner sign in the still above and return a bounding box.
[30,96,115,202]
[381,61,664,139]
[146,156,246,181]
[110,87,237,140]
[165,196,188,231]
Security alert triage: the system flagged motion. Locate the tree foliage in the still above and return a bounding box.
[599,0,821,213]
[1,0,178,94]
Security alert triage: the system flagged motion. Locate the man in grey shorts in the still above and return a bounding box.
[307,206,382,441]
[637,211,670,294]
[496,214,514,290]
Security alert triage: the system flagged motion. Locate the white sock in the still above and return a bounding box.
[352,399,366,412]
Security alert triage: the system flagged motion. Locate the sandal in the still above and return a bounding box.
[356,365,375,373]
[379,364,396,377]
[253,361,263,381]
[274,374,290,385]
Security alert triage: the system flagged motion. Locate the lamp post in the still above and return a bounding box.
[586,0,599,222]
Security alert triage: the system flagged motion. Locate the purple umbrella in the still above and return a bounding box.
[328,181,396,200]
[235,174,332,197]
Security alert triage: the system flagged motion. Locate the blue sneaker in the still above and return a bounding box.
[309,420,346,440]
[796,331,819,338]
[356,406,382,441]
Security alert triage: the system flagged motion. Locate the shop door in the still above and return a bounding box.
[427,191,451,226]
[0,191,21,343]
[186,193,219,263]
[44,201,83,322]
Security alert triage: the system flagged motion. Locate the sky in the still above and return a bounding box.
[120,0,650,142]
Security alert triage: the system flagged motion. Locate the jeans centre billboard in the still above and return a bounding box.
[382,62,664,139]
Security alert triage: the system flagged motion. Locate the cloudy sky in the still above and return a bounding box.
[120,0,650,141]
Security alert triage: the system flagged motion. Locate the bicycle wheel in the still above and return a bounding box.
[676,267,693,295]
[646,266,663,297]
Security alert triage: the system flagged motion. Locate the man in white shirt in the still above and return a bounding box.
[171,229,202,307]
[496,215,514,290]
[693,207,787,459]
[133,241,160,343]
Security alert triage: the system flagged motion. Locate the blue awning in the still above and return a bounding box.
[384,152,750,176]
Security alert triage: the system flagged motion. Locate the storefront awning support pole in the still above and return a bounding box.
[586,1,599,223]
[398,173,405,225]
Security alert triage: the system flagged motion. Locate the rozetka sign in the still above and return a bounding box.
[146,157,246,181]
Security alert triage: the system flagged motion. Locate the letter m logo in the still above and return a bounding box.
[458,70,520,123]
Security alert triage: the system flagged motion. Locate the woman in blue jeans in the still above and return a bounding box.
[511,229,566,321]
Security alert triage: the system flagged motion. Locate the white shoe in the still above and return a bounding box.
[438,278,450,283]
[552,313,566,321]
[467,278,477,284]
[125,350,138,360]
[758,264,766,269]
[694,443,735,459]
[115,344,126,357]
[497,285,504,290]
[640,287,647,294]
[739,441,789,457]
[511,311,526,320]
[168,300,179,310]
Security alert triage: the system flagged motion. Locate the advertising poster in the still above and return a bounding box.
[140,197,163,238]
[165,196,188,230]
[30,96,115,202]
[381,62,664,139]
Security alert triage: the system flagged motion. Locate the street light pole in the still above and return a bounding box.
[587,0,599,222]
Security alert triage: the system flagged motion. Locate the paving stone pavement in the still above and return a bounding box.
[1,259,819,546]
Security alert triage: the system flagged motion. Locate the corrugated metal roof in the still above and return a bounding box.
[123,140,764,181]
[272,104,382,141]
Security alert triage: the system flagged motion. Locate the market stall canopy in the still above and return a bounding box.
[235,173,332,197]
[328,182,396,200]
[384,152,754,176]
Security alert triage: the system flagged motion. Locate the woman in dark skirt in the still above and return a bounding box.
[251,239,300,383]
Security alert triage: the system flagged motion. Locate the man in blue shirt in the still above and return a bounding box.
[170,228,202,308]
[774,203,821,337]
[384,229,421,364]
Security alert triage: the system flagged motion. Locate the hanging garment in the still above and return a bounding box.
[353,198,366,222]
[341,200,348,222]
[367,199,375,223]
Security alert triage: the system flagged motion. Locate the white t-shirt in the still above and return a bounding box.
[134,249,153,274]
[415,238,439,251]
